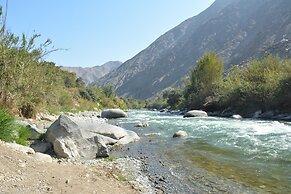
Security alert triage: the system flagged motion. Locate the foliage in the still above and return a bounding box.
[184,51,224,109]
[153,52,291,116]
[162,88,184,109]
[0,7,129,117]
[102,85,116,98]
[14,125,30,145]
[146,95,168,110]
[209,55,291,114]
[0,107,30,145]
[146,87,185,110]
[123,98,146,109]
[0,108,15,142]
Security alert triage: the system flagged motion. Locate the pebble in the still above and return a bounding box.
[18,163,26,168]
[260,185,266,189]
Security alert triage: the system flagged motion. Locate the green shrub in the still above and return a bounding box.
[184,51,224,109]
[0,108,15,142]
[0,108,30,145]
[15,125,30,145]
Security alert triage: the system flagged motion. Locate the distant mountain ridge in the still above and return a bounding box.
[98,0,291,99]
[61,61,122,84]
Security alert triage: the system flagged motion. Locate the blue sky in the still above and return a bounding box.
[6,0,215,67]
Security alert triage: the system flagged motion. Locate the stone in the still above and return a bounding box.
[39,114,57,122]
[260,111,274,118]
[253,110,262,118]
[16,120,46,140]
[231,114,242,119]
[173,130,188,138]
[52,138,80,158]
[6,143,35,155]
[135,122,149,128]
[34,152,53,163]
[95,141,109,158]
[160,109,168,113]
[117,130,140,145]
[101,109,128,119]
[183,110,208,118]
[30,141,52,153]
[45,114,139,158]
[94,134,118,145]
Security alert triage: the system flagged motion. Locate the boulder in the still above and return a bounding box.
[30,141,52,153]
[17,120,46,140]
[173,130,188,138]
[231,114,242,119]
[95,141,109,158]
[94,134,118,145]
[53,138,80,158]
[253,110,262,118]
[101,109,128,119]
[45,114,139,158]
[34,152,53,163]
[260,111,274,119]
[183,110,208,118]
[117,130,140,145]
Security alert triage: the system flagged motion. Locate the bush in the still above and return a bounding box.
[15,125,30,145]
[159,54,291,115]
[184,51,224,109]
[0,108,15,142]
[0,108,30,145]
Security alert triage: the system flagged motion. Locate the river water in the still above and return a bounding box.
[111,110,291,193]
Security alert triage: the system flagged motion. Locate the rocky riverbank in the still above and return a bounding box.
[0,139,139,194]
[1,109,156,193]
[17,109,138,159]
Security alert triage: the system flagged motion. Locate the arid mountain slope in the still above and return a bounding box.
[99,0,291,99]
[62,61,122,84]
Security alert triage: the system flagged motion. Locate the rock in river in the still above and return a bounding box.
[101,109,128,119]
[45,114,139,158]
[183,110,208,118]
[173,130,188,138]
[231,114,242,119]
[135,122,149,128]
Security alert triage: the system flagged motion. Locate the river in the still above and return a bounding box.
[111,110,291,193]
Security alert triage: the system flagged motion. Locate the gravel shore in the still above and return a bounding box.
[0,140,139,194]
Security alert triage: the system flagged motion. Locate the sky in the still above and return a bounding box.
[5,0,215,67]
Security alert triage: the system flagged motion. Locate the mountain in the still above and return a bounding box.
[61,61,122,84]
[98,0,291,99]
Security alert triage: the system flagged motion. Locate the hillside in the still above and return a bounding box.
[98,0,291,99]
[62,61,122,84]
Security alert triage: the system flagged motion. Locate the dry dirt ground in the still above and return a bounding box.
[0,141,138,194]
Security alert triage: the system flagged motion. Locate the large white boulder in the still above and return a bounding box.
[45,114,139,158]
[101,109,128,119]
[183,110,208,118]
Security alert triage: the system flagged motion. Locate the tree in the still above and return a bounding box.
[185,51,224,109]
[102,85,115,98]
